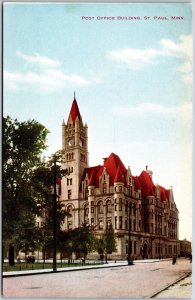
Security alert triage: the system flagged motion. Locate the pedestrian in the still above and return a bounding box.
[172,257,176,264]
[81,257,85,265]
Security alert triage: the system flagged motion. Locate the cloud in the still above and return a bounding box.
[4,52,92,93]
[108,34,192,85]
[16,51,60,68]
[112,101,192,125]
[108,48,162,69]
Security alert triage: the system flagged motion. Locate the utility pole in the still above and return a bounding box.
[53,155,57,272]
[128,202,133,265]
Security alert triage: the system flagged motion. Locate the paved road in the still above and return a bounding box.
[3,258,192,298]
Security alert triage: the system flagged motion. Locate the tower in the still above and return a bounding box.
[61,94,88,228]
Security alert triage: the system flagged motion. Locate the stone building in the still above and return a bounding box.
[59,95,179,259]
[179,239,192,257]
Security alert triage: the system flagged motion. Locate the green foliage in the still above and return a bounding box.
[96,225,116,260]
[2,116,49,254]
[71,224,97,258]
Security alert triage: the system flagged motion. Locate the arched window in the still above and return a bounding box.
[67,205,72,216]
[84,204,89,216]
[97,201,103,214]
[106,200,112,213]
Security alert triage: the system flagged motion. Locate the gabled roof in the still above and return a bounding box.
[67,98,82,125]
[138,171,156,197]
[133,176,141,191]
[79,153,171,203]
[104,153,127,185]
[80,165,104,189]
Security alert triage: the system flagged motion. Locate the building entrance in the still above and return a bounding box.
[143,243,148,258]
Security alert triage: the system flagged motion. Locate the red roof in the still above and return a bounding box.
[88,170,95,186]
[79,153,171,203]
[80,153,127,189]
[80,165,104,189]
[138,171,156,197]
[133,176,141,191]
[104,153,127,186]
[68,98,82,125]
[114,168,124,183]
[159,185,170,201]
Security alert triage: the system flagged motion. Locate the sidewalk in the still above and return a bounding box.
[154,273,192,298]
[3,261,127,277]
[3,258,170,277]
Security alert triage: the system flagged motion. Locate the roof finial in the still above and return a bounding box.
[74,91,76,100]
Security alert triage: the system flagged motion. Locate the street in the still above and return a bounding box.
[3,258,192,298]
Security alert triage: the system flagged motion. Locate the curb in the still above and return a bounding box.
[146,271,192,298]
[2,263,127,278]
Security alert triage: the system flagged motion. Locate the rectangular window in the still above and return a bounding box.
[119,216,122,229]
[139,220,141,230]
[68,189,71,200]
[126,241,128,254]
[70,178,72,185]
[133,219,136,231]
[91,218,94,227]
[134,241,136,255]
[115,216,117,229]
[115,205,117,211]
[119,205,122,211]
[125,219,128,230]
[130,241,132,255]
[91,207,94,213]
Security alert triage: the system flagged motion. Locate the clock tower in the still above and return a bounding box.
[60,94,88,228]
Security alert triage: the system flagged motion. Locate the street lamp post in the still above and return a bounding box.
[128,202,133,265]
[53,155,57,272]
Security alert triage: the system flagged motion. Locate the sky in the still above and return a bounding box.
[3,3,192,240]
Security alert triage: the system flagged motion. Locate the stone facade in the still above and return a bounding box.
[59,96,179,260]
[179,239,192,257]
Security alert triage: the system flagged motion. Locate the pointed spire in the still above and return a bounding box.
[74,91,76,100]
[62,119,65,126]
[114,168,124,183]
[68,95,82,125]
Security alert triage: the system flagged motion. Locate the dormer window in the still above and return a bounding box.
[103,183,107,194]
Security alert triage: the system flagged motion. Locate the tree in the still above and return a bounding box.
[71,224,96,259]
[97,224,116,263]
[30,153,69,266]
[2,116,49,261]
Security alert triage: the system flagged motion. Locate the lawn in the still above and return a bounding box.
[3,261,100,272]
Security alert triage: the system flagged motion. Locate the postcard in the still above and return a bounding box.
[2,1,192,298]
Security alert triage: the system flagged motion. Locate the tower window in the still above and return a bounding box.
[68,189,72,200]
[67,178,72,186]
